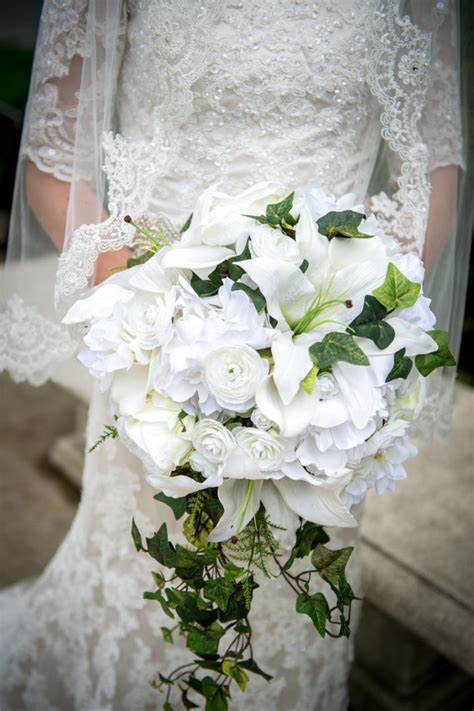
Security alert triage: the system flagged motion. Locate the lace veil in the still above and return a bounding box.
[0,0,470,437]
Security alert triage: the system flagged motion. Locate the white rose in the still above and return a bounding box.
[126,291,175,351]
[250,408,279,432]
[182,182,283,247]
[204,345,268,412]
[250,224,301,264]
[192,419,236,463]
[234,426,285,472]
[316,372,340,400]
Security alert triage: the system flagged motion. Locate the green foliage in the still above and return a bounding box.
[295,592,330,637]
[312,544,353,590]
[135,489,356,707]
[231,282,266,313]
[180,212,193,233]
[348,295,395,349]
[372,262,421,310]
[222,660,249,692]
[293,522,330,559]
[310,332,369,369]
[131,518,143,552]
[154,492,187,520]
[316,210,372,239]
[415,329,456,376]
[88,424,118,453]
[203,578,235,612]
[244,192,297,236]
[300,365,319,394]
[386,347,413,382]
[190,240,251,298]
[125,250,155,268]
[161,626,174,644]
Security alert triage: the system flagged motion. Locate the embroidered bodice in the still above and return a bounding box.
[116,0,381,224]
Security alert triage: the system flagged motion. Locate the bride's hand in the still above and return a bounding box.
[95,246,133,284]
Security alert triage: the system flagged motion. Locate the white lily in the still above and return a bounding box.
[208,472,357,544]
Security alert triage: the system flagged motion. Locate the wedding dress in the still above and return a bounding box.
[0,1,467,710]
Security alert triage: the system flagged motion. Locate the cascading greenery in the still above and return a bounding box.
[131,479,357,711]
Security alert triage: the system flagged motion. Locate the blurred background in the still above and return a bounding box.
[0,2,472,710]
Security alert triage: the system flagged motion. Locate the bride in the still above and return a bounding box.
[0,1,468,709]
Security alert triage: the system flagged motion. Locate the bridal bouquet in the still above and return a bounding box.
[64,183,455,709]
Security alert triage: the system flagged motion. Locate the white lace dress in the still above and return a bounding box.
[0,1,464,709]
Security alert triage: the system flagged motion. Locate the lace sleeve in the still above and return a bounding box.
[367,1,469,440]
[20,1,90,182]
[417,2,464,172]
[0,0,127,388]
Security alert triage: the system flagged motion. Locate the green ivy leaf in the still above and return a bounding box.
[190,274,219,298]
[202,677,229,711]
[204,578,235,612]
[231,282,266,313]
[223,562,245,581]
[161,626,174,644]
[227,240,252,281]
[311,544,354,591]
[348,295,395,349]
[152,570,165,588]
[146,524,176,568]
[386,347,413,382]
[372,263,421,310]
[295,592,330,637]
[309,332,369,369]
[316,210,366,238]
[239,658,274,682]
[266,192,295,222]
[153,492,187,520]
[294,522,330,559]
[187,623,225,658]
[222,661,249,692]
[244,192,295,232]
[181,689,200,709]
[415,329,456,376]
[131,518,143,552]
[175,590,218,626]
[143,589,174,619]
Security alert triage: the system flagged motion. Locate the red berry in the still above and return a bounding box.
[123,215,132,223]
[230,535,238,544]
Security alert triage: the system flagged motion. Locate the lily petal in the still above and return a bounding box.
[208,479,263,542]
[273,477,357,528]
[272,331,313,405]
[261,481,300,549]
[62,284,133,324]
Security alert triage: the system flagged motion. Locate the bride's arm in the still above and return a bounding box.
[25,160,131,284]
[422,165,459,270]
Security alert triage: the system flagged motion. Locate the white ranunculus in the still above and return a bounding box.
[250,408,279,432]
[204,345,268,412]
[234,426,285,472]
[250,224,301,264]
[192,419,236,464]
